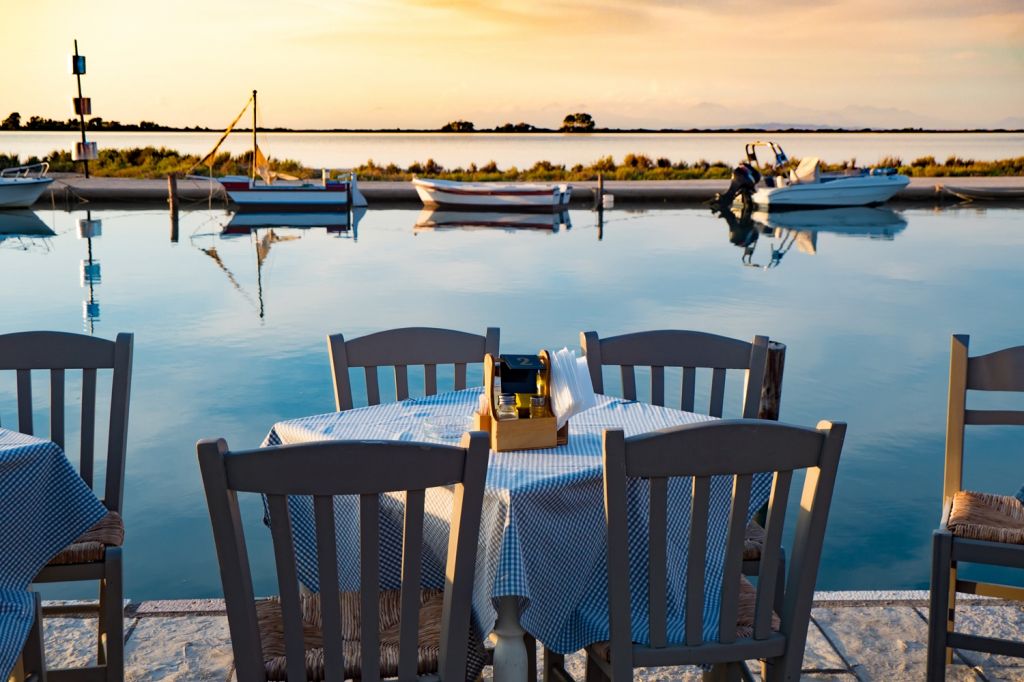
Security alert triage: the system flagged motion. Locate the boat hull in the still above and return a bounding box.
[751,174,909,208]
[942,185,1024,201]
[412,179,572,211]
[0,178,54,209]
[221,177,368,210]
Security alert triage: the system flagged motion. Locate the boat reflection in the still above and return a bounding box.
[413,208,571,234]
[222,207,365,240]
[0,210,56,251]
[714,205,907,269]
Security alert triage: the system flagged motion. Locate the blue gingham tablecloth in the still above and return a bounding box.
[0,428,107,679]
[263,389,771,654]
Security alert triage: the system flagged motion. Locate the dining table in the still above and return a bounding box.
[262,387,772,682]
[0,427,107,680]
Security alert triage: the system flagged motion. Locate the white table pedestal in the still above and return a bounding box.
[492,596,529,682]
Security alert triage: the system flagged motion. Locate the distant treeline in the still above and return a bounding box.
[2,146,1022,181]
[2,111,1021,134]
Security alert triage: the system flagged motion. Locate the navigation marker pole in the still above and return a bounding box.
[70,40,97,178]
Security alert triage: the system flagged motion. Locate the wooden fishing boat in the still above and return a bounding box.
[206,91,367,211]
[412,177,571,211]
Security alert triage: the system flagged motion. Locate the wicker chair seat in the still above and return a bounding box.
[48,510,123,566]
[257,588,451,681]
[743,520,766,561]
[587,576,780,662]
[948,491,1024,544]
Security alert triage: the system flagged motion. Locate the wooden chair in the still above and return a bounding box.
[579,330,771,418]
[589,418,845,681]
[328,327,499,411]
[927,335,1024,680]
[576,330,779,606]
[198,431,490,682]
[12,592,48,682]
[0,331,133,682]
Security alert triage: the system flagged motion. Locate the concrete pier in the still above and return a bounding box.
[34,174,1024,208]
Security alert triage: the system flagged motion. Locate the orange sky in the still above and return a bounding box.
[1,0,1022,129]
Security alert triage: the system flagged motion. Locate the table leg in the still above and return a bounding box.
[493,596,530,682]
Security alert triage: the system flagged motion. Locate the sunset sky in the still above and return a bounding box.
[2,0,1022,130]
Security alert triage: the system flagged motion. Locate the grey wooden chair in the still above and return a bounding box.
[576,330,779,612]
[590,418,845,682]
[580,330,770,418]
[198,431,490,682]
[927,335,1024,680]
[0,331,133,682]
[12,592,48,682]
[328,327,499,411]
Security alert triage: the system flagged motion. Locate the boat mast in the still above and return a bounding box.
[251,89,257,183]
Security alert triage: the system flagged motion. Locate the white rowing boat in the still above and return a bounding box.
[0,164,54,209]
[412,177,571,211]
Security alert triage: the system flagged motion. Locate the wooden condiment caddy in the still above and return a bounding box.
[472,350,569,451]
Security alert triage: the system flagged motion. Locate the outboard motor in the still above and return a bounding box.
[715,162,761,208]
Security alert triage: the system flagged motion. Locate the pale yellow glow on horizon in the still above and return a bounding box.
[0,0,1021,129]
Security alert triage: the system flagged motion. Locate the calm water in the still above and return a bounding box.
[2,204,1023,600]
[2,131,1023,169]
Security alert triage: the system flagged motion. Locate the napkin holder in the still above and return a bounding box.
[473,350,569,452]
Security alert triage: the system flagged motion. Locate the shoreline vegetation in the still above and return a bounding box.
[2,112,1022,135]
[2,148,1022,181]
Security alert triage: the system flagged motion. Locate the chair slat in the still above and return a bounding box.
[424,364,438,397]
[755,470,793,639]
[621,365,637,401]
[648,477,668,648]
[267,494,308,682]
[398,489,425,681]
[80,368,97,489]
[709,368,727,417]
[687,475,710,646]
[681,367,696,412]
[50,369,65,449]
[454,363,467,391]
[16,369,32,435]
[314,495,345,682]
[360,493,382,682]
[650,366,665,408]
[718,474,753,644]
[364,366,381,406]
[395,365,410,402]
[965,409,1024,426]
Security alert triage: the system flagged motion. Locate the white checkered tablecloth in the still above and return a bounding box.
[263,389,771,654]
[0,428,107,679]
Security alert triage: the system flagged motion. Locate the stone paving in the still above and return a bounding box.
[39,592,1024,681]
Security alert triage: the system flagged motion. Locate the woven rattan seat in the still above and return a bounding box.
[947,491,1024,544]
[743,520,766,561]
[257,588,451,681]
[588,577,781,662]
[47,510,123,566]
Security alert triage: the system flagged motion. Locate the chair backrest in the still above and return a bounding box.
[328,327,500,411]
[198,432,490,682]
[943,334,1024,505]
[602,419,845,676]
[0,331,133,513]
[580,330,770,418]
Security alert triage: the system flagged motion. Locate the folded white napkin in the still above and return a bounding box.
[548,347,597,429]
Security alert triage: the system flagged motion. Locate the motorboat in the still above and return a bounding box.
[413,208,570,232]
[204,90,367,211]
[412,177,572,211]
[723,141,909,209]
[0,163,54,209]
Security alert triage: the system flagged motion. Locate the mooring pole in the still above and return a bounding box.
[251,89,258,183]
[73,40,90,178]
[167,174,179,242]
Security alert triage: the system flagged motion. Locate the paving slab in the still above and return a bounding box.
[43,616,104,669]
[812,606,981,681]
[124,615,234,682]
[924,603,1024,680]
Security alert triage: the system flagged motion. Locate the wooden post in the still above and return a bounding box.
[595,172,604,209]
[167,174,179,243]
[73,40,90,179]
[757,341,786,421]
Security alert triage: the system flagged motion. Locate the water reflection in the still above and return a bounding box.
[0,209,55,252]
[223,207,365,239]
[77,213,103,333]
[413,208,571,233]
[713,205,907,269]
